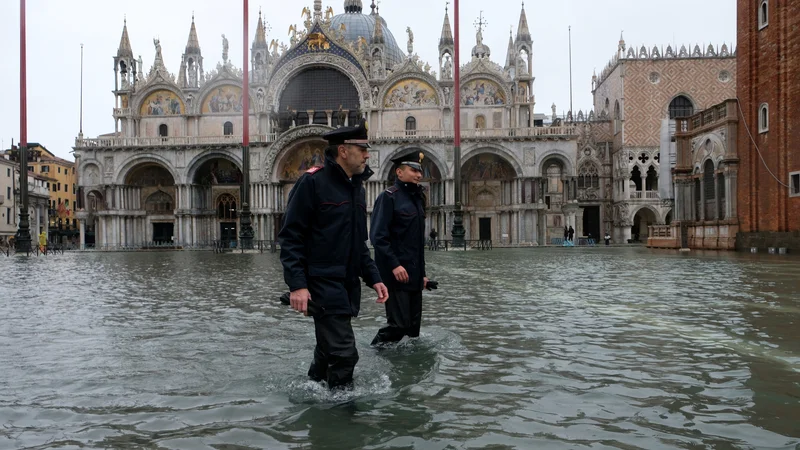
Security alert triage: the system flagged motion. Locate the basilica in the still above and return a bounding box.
[73,0,737,248]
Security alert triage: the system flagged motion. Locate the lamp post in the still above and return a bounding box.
[239,0,254,248]
[14,0,31,253]
[450,0,465,246]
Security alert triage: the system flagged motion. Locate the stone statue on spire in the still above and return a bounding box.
[222,34,229,62]
[406,27,414,55]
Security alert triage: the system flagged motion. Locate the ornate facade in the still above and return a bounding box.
[71,0,735,249]
[591,36,736,243]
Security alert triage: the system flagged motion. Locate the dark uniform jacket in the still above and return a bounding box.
[370,179,426,292]
[278,155,382,316]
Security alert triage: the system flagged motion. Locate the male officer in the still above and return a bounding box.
[370,152,429,345]
[278,119,389,390]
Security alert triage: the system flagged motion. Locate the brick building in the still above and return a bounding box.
[736,0,800,250]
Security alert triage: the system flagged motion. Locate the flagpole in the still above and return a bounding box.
[450,0,465,246]
[79,43,84,139]
[239,0,254,247]
[15,0,32,253]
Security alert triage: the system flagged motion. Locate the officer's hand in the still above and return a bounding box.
[373,282,389,304]
[392,266,409,283]
[290,288,311,315]
[423,276,429,290]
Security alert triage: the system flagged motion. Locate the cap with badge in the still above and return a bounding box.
[391,152,425,172]
[322,118,371,149]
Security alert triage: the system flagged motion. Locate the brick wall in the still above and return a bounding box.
[737,0,800,235]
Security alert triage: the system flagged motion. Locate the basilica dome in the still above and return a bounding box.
[329,0,405,69]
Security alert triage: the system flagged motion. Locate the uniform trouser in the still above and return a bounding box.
[308,314,359,389]
[371,289,423,345]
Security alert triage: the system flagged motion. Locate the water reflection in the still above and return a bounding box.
[0,248,798,448]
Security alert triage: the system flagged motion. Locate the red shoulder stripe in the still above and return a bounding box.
[306,166,323,174]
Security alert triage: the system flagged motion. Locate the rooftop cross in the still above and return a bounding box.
[474,11,487,33]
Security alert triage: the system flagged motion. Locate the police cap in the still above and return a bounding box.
[391,152,424,172]
[322,118,371,149]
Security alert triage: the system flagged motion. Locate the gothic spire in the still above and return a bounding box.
[515,2,531,44]
[439,5,454,47]
[505,28,515,68]
[185,15,201,53]
[117,18,133,58]
[253,9,268,48]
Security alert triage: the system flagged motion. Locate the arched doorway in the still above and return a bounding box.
[84,190,105,247]
[632,207,657,242]
[461,153,517,242]
[191,157,243,242]
[125,163,176,245]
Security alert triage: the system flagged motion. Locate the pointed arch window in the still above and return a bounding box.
[704,160,716,219]
[668,96,694,119]
[405,116,417,136]
[578,163,599,188]
[223,121,234,136]
[759,1,768,29]
[217,194,237,220]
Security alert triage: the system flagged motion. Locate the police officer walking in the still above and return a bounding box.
[278,119,389,390]
[370,153,430,345]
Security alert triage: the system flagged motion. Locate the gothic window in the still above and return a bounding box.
[759,103,769,133]
[278,68,359,130]
[405,116,417,136]
[668,95,694,119]
[630,166,642,191]
[217,194,237,220]
[145,191,173,213]
[704,160,716,219]
[694,178,701,221]
[613,100,621,134]
[645,166,658,191]
[759,1,768,29]
[223,121,233,136]
[578,163,599,188]
[718,173,726,219]
[158,124,168,137]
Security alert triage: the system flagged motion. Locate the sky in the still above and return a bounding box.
[0,0,736,160]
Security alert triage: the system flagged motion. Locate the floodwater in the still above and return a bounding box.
[1,247,799,449]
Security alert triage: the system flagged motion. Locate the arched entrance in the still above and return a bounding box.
[632,207,657,242]
[540,156,570,243]
[84,190,105,247]
[461,153,517,243]
[125,162,176,246]
[191,157,243,243]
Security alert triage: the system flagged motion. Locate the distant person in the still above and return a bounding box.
[604,232,611,246]
[587,232,595,246]
[563,225,569,243]
[428,228,438,249]
[568,226,575,242]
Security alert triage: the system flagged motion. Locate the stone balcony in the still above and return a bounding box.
[74,125,577,149]
[629,190,660,200]
[74,134,278,149]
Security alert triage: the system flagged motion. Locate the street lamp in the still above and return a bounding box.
[450,0,465,246]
